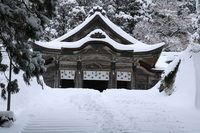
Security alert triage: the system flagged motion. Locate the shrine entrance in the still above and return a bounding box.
[60,79,74,88]
[60,70,75,88]
[117,81,131,89]
[83,70,109,92]
[116,71,131,89]
[60,70,135,90]
[83,80,108,92]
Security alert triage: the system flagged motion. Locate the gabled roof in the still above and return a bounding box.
[53,11,138,44]
[35,7,165,53]
[36,29,164,52]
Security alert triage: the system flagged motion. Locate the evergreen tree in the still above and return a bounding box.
[42,0,196,52]
[0,0,56,111]
[196,0,200,43]
[43,0,147,40]
[133,0,196,51]
[43,0,87,40]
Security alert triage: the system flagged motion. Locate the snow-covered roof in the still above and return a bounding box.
[154,52,181,70]
[35,10,165,52]
[53,11,140,43]
[36,29,164,52]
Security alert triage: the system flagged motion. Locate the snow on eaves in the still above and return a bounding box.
[36,29,165,52]
[154,52,181,71]
[36,11,165,52]
[51,11,144,44]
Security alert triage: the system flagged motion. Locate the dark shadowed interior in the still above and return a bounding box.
[83,80,108,92]
[117,81,131,89]
[61,79,74,88]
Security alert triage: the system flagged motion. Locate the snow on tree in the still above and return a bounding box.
[158,0,199,96]
[42,0,149,40]
[196,0,200,43]
[43,0,88,40]
[42,0,197,52]
[0,0,56,111]
[133,0,196,52]
[159,58,181,95]
[116,0,195,52]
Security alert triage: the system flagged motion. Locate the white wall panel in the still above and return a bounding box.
[117,72,131,81]
[61,70,131,81]
[60,70,75,79]
[83,71,109,81]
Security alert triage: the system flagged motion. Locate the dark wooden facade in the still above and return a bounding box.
[33,8,164,91]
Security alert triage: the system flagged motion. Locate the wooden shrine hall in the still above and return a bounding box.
[33,7,165,91]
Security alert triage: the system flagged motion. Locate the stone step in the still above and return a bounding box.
[22,124,95,133]
[23,124,95,127]
[22,111,96,133]
[22,127,94,130]
[24,121,94,126]
[24,123,96,128]
[21,129,93,133]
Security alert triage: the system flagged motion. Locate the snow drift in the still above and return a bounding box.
[159,44,200,110]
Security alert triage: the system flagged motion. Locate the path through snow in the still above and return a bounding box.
[4,89,199,133]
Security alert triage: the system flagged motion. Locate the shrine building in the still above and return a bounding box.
[33,7,165,92]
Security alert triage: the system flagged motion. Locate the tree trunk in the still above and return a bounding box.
[7,59,12,111]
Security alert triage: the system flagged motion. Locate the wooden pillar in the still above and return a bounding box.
[147,75,150,89]
[54,55,60,88]
[75,61,83,88]
[53,69,56,87]
[54,70,60,88]
[57,70,60,88]
[131,60,137,89]
[108,62,117,88]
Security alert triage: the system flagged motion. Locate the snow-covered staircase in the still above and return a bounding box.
[18,88,200,133]
[21,110,96,133]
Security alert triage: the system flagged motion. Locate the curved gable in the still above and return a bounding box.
[61,14,132,44]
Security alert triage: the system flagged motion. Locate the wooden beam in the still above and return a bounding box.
[108,62,117,88]
[74,61,83,88]
[131,60,137,89]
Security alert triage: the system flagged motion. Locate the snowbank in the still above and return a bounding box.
[159,44,200,110]
[192,44,200,109]
[194,52,200,109]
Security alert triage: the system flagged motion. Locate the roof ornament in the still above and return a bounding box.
[89,6,106,16]
[90,32,106,38]
[90,29,106,39]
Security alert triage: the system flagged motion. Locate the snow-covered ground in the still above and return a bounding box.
[0,46,200,133]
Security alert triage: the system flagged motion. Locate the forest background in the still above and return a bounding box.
[43,0,197,52]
